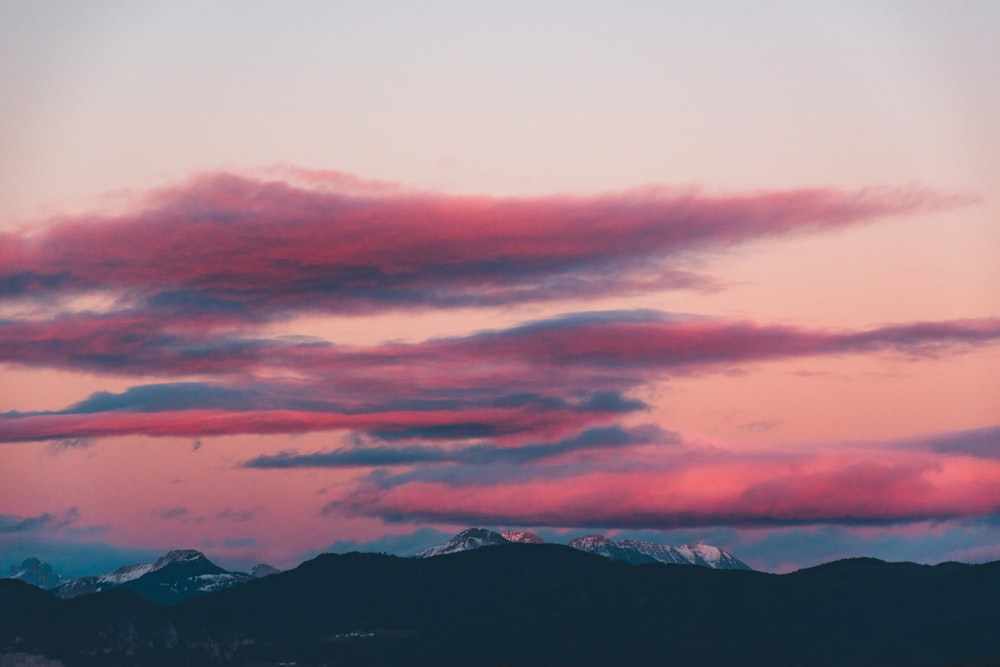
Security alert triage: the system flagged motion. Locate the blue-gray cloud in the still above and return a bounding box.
[245,424,672,469]
[216,508,258,522]
[909,424,1000,459]
[222,537,257,548]
[0,508,78,534]
[153,507,190,520]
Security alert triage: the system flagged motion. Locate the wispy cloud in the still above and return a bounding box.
[2,312,998,444]
[48,437,95,453]
[1,172,961,320]
[216,508,259,522]
[0,508,78,533]
[153,506,190,521]
[327,432,1000,529]
[244,424,672,469]
[905,424,1000,460]
[1,170,994,560]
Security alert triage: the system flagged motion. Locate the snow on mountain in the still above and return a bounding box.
[500,531,545,544]
[97,562,155,585]
[568,535,658,565]
[567,534,614,554]
[415,528,750,570]
[51,548,255,602]
[249,563,281,578]
[416,528,513,557]
[617,539,693,565]
[572,535,751,570]
[674,543,752,570]
[153,549,208,568]
[189,571,249,593]
[53,564,150,598]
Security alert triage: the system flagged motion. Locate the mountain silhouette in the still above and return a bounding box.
[2,545,999,666]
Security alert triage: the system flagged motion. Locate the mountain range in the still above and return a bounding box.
[7,549,279,605]
[5,528,748,604]
[3,543,1000,667]
[414,528,751,569]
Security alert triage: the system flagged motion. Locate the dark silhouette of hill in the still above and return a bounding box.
[3,544,1000,666]
[0,578,59,633]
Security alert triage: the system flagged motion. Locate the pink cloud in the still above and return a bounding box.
[4,309,998,380]
[0,407,602,444]
[0,172,964,318]
[2,311,998,444]
[330,444,1000,528]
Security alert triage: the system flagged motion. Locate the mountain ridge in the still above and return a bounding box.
[2,546,999,666]
[6,549,281,605]
[416,528,752,569]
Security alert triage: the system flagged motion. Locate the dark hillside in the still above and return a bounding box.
[4,545,1000,666]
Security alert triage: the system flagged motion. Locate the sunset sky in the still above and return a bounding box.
[2,1,999,575]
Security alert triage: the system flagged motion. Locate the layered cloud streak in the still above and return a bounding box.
[3,313,999,443]
[2,171,997,538]
[0,171,961,318]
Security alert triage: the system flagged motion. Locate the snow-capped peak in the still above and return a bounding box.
[500,531,545,544]
[416,528,511,558]
[97,562,155,585]
[249,563,280,578]
[571,535,751,570]
[153,549,209,569]
[414,528,750,570]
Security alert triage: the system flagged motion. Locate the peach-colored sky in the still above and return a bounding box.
[1,1,999,575]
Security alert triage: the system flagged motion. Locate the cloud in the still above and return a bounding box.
[48,437,95,452]
[739,421,781,432]
[64,383,263,413]
[0,169,991,572]
[726,520,1000,572]
[1,172,961,320]
[323,429,1000,530]
[216,508,258,522]
[0,405,603,444]
[153,506,190,520]
[221,537,257,548]
[0,508,79,534]
[438,312,1000,369]
[2,313,999,444]
[0,313,281,376]
[4,309,999,384]
[0,512,59,533]
[906,424,1000,460]
[244,424,672,469]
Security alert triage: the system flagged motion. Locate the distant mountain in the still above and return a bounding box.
[119,549,251,605]
[51,549,263,605]
[567,534,658,564]
[417,528,750,570]
[7,558,64,589]
[415,527,511,557]
[569,534,752,570]
[3,547,1000,666]
[248,562,280,578]
[53,559,156,599]
[416,528,548,557]
[500,530,545,544]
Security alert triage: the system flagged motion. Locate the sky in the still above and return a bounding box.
[1,1,999,576]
